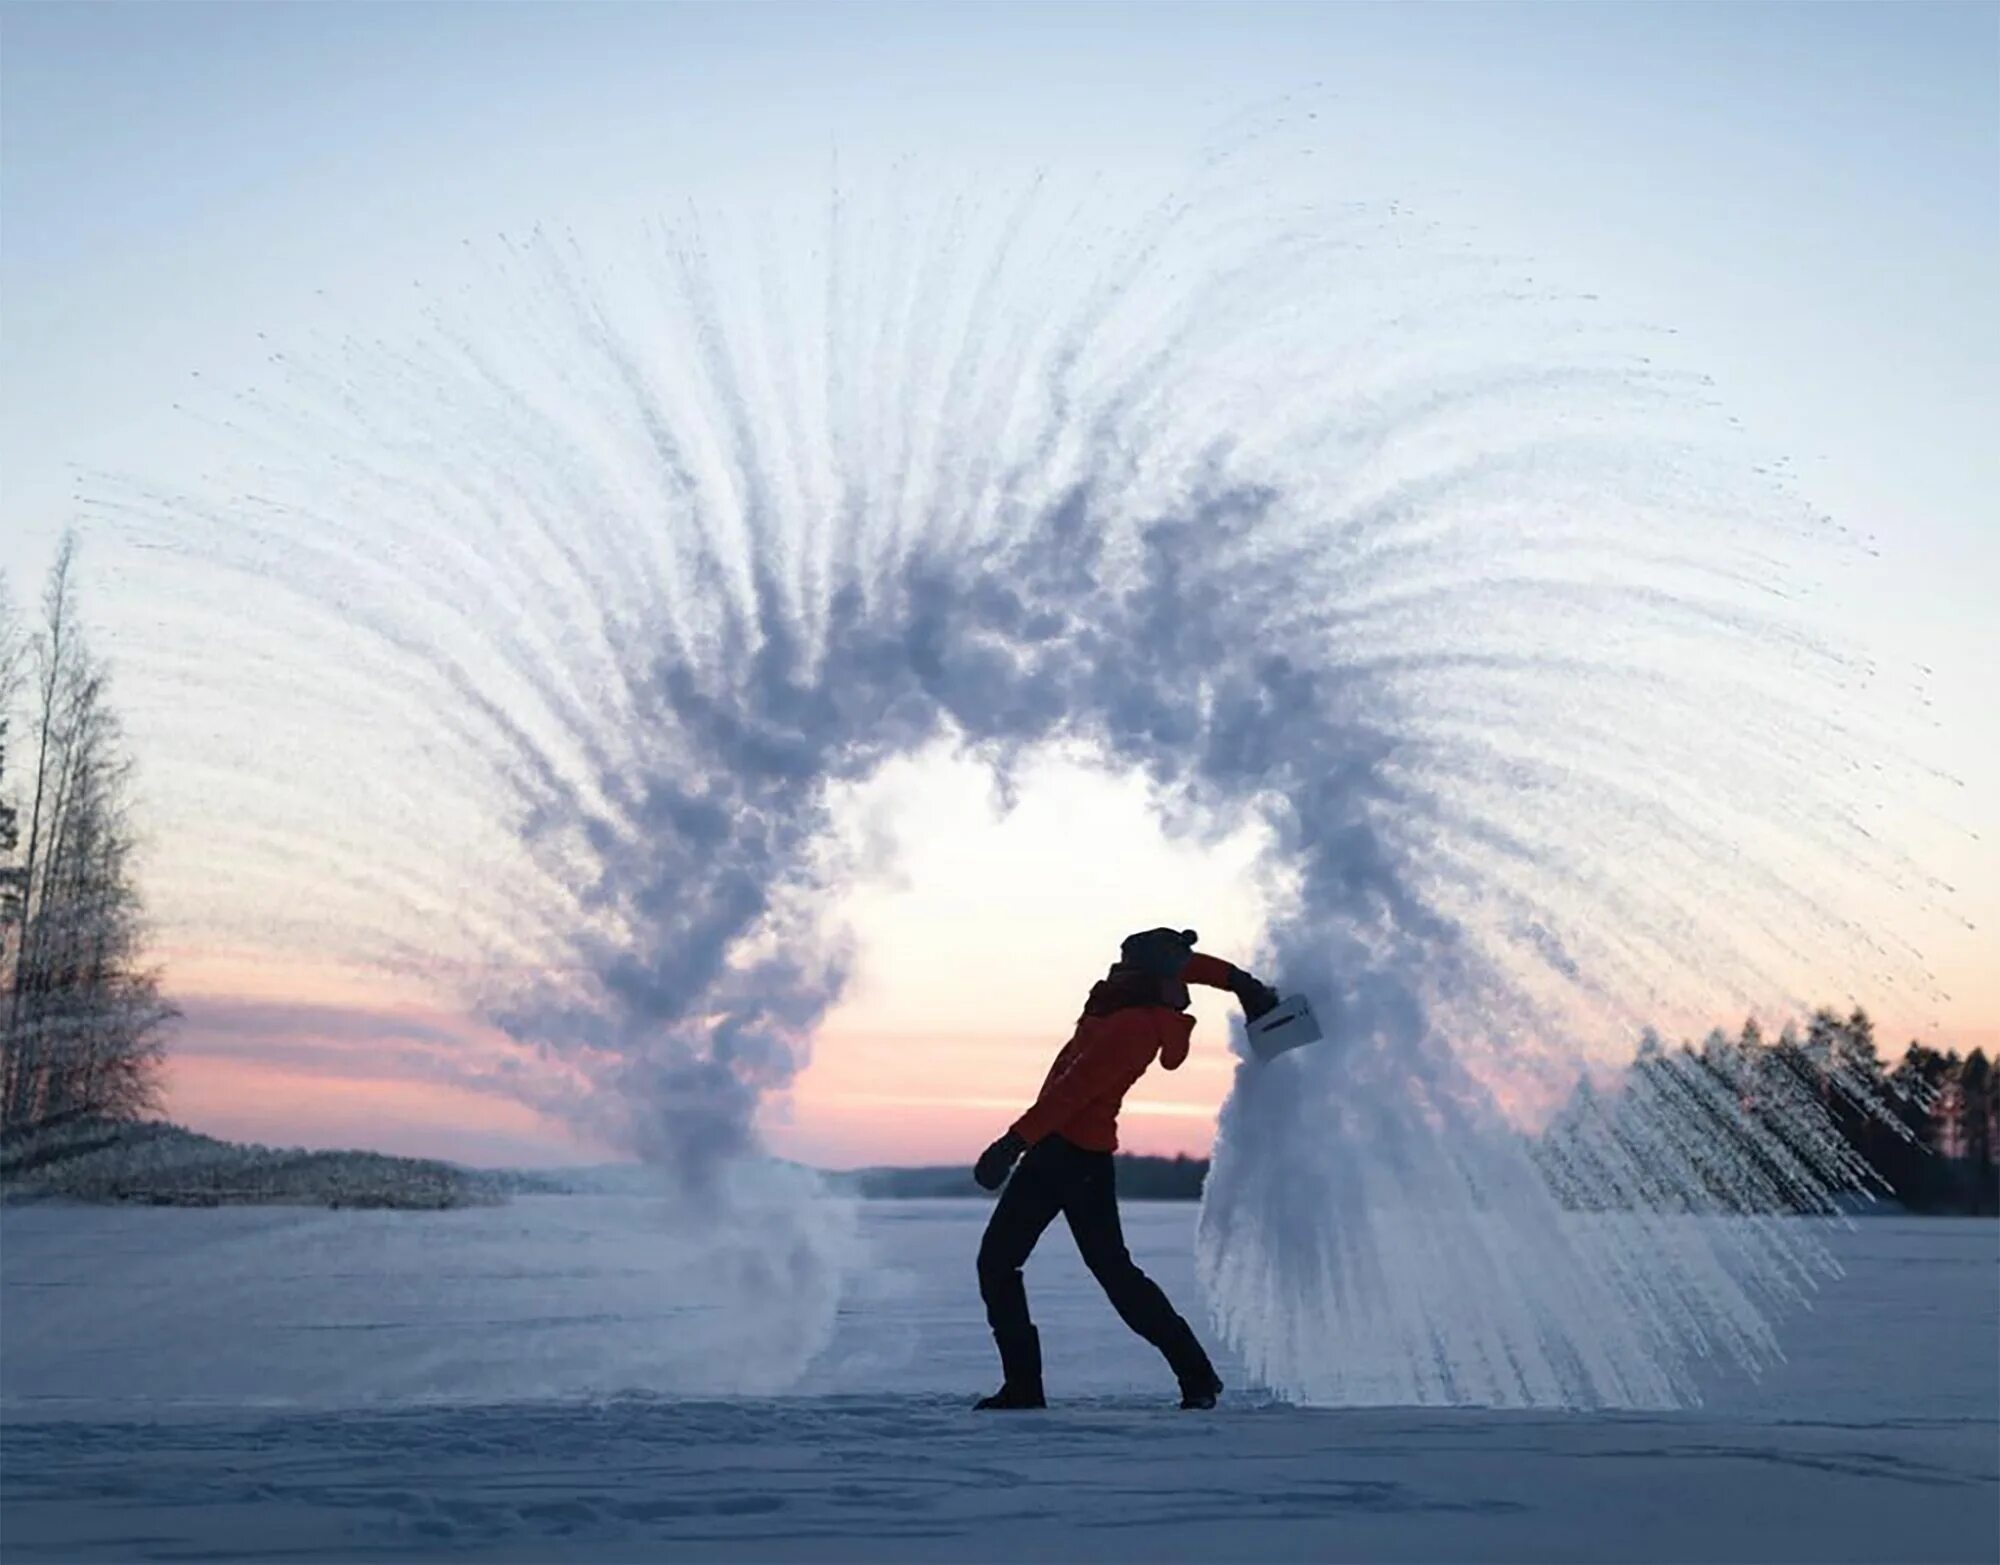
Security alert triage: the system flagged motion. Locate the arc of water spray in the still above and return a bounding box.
[96,143,1949,1405]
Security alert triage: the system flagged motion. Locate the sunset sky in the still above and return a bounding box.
[3,3,1993,1168]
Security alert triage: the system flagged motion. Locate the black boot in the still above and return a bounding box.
[1177,1365,1224,1410]
[1159,1320,1223,1409]
[974,1326,1045,1410]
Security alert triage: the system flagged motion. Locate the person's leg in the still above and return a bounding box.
[977,1138,1068,1335]
[1061,1151,1223,1406]
[974,1138,1068,1407]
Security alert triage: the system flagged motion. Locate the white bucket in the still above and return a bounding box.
[1245,994,1324,1062]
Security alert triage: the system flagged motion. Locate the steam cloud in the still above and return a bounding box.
[114,154,1945,1403]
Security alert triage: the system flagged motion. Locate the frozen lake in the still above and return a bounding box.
[3,1197,1995,1561]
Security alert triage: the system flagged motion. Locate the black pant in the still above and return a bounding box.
[977,1135,1215,1384]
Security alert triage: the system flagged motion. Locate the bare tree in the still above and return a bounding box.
[0,538,174,1130]
[0,573,24,1007]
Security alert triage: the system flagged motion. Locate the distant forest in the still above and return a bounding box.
[842,1153,1211,1202]
[854,1008,1997,1215]
[1537,1008,1998,1217]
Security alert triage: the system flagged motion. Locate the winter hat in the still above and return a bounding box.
[1119,927,1198,979]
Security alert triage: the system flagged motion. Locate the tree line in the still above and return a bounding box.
[846,1152,1208,1201]
[1537,1008,1998,1216]
[0,538,173,1133]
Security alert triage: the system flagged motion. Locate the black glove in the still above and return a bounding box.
[1232,971,1281,1022]
[974,1131,1027,1191]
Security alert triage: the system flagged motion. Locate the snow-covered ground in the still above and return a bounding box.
[3,1198,1994,1561]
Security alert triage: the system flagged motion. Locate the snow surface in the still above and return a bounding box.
[3,1198,1994,1562]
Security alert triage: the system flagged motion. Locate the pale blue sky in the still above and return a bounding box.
[0,3,1994,1161]
[6,2,1991,646]
[7,4,1992,534]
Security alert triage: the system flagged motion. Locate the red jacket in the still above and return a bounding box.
[1010,953,1239,1152]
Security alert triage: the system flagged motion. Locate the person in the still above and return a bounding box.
[969,926,1279,1411]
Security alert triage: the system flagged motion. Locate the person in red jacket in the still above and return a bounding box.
[970,927,1279,1410]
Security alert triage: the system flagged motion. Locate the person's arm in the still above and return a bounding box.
[977,1027,1144,1188]
[1009,1023,1151,1146]
[1185,951,1280,1019]
[1182,952,1238,990]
